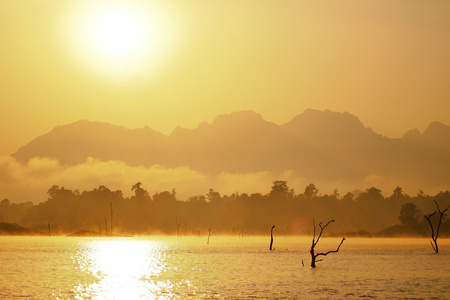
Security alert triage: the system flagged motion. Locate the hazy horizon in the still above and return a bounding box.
[1,0,449,221]
[2,0,450,157]
[1,108,449,205]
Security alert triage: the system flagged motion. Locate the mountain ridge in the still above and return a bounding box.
[11,109,450,189]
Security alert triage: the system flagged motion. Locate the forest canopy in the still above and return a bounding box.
[1,181,449,236]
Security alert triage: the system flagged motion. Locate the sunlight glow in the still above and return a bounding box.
[75,239,168,299]
[92,9,146,59]
[63,1,178,80]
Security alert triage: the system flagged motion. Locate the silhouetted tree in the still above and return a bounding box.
[0,198,33,224]
[399,203,422,229]
[131,182,150,200]
[309,219,345,268]
[332,189,340,200]
[153,191,177,203]
[342,192,355,202]
[424,200,449,253]
[361,187,384,202]
[390,186,409,211]
[304,183,318,201]
[269,181,293,200]
[207,189,221,202]
[392,186,405,198]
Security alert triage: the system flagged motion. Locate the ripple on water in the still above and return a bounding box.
[0,236,449,299]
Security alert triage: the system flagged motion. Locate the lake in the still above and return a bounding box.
[0,236,449,299]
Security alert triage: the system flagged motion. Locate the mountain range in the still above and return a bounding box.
[11,109,450,190]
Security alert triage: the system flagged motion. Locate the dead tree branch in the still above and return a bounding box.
[315,237,346,258]
[310,219,345,268]
[424,199,449,253]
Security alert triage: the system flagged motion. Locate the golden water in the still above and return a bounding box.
[1,236,449,299]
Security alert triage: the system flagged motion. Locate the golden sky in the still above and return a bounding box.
[1,0,450,156]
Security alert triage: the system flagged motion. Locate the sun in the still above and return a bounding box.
[92,8,146,59]
[64,1,177,80]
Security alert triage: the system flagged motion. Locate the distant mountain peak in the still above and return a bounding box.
[422,121,450,144]
[11,119,166,165]
[424,121,447,134]
[170,126,190,137]
[401,128,422,142]
[282,109,373,140]
[212,110,264,126]
[285,109,366,130]
[50,119,126,133]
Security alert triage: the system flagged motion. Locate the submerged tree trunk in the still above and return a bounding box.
[110,202,114,236]
[269,225,275,251]
[176,218,182,237]
[309,219,345,268]
[207,227,212,244]
[424,200,449,253]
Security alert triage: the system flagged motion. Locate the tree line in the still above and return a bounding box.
[0,181,449,236]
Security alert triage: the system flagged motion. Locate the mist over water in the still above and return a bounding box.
[1,236,449,299]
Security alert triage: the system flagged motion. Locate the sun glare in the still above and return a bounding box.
[92,9,145,59]
[63,1,177,80]
[76,239,167,298]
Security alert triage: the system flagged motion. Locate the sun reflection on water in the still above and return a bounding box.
[73,239,170,299]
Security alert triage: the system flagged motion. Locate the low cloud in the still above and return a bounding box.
[215,171,273,195]
[0,156,207,203]
[0,156,305,203]
[0,156,444,204]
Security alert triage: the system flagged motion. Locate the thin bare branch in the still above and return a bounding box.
[312,219,316,241]
[424,212,436,241]
[424,200,449,253]
[425,211,437,219]
[316,237,346,257]
[434,199,449,215]
[315,219,335,246]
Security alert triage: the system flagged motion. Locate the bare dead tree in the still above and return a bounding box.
[176,218,182,236]
[310,219,345,268]
[235,225,244,238]
[183,222,187,236]
[269,225,275,251]
[110,202,114,236]
[207,227,212,244]
[424,199,449,253]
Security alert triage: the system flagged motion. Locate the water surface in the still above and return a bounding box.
[1,236,449,299]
